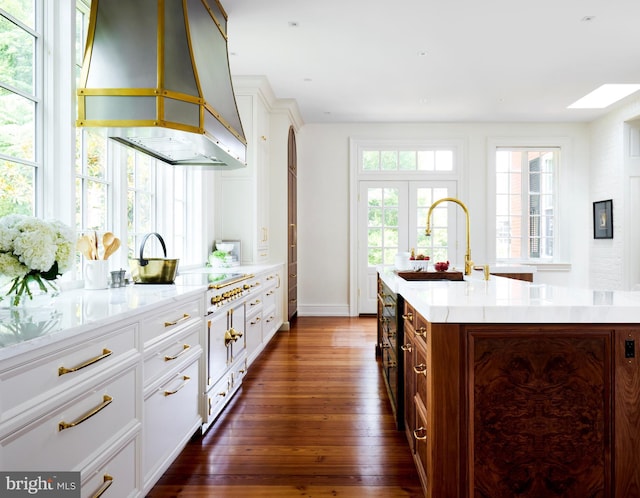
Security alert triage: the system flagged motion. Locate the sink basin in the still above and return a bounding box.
[396,270,464,281]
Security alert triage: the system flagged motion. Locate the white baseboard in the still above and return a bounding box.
[297,304,351,316]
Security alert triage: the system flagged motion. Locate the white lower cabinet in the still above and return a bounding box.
[0,364,138,471]
[0,267,284,497]
[142,356,200,491]
[81,434,139,498]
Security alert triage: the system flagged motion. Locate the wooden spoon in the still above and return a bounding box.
[103,237,120,260]
[103,232,116,258]
[77,236,94,259]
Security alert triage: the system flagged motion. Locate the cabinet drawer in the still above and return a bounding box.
[0,366,137,471]
[413,338,427,409]
[0,324,137,421]
[246,310,263,356]
[263,286,277,311]
[140,298,203,347]
[143,358,200,484]
[82,437,138,498]
[414,313,428,347]
[413,398,428,490]
[246,294,264,316]
[143,324,201,386]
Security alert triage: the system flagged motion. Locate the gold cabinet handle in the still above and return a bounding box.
[164,375,190,396]
[413,363,427,376]
[164,344,191,361]
[413,427,427,441]
[59,395,113,431]
[250,317,261,325]
[229,327,243,341]
[402,312,413,322]
[59,349,113,376]
[289,273,297,278]
[164,313,190,327]
[416,326,427,337]
[92,474,113,498]
[401,343,413,352]
[250,299,261,306]
[290,298,297,303]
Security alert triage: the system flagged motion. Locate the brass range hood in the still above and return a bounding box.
[77,0,246,168]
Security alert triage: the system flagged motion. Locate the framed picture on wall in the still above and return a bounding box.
[593,199,613,239]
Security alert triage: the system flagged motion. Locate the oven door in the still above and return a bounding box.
[206,311,229,389]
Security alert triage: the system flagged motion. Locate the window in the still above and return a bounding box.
[0,1,41,217]
[496,147,557,260]
[362,148,454,172]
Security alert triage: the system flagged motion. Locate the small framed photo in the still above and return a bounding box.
[593,199,613,239]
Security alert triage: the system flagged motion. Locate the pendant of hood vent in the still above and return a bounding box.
[76,0,246,169]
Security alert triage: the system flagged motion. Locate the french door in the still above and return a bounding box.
[357,180,457,314]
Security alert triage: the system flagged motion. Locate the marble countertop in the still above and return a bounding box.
[0,263,282,361]
[379,267,640,324]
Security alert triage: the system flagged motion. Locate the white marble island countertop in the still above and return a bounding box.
[379,267,640,324]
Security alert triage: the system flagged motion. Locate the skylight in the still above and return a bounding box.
[568,84,640,109]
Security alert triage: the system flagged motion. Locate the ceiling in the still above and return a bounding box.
[225,0,640,125]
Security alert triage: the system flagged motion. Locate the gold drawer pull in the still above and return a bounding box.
[59,349,113,376]
[250,299,261,306]
[289,273,297,278]
[413,426,427,441]
[413,363,427,376]
[402,312,413,322]
[92,474,113,498]
[164,313,190,327]
[416,326,427,337]
[250,317,261,325]
[401,343,412,352]
[164,344,191,361]
[164,375,190,396]
[59,395,113,431]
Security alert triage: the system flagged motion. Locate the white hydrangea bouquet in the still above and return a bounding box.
[0,215,75,306]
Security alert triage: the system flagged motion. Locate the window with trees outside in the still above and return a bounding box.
[0,1,41,218]
[496,147,557,261]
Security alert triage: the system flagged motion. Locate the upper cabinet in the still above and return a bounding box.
[216,86,271,263]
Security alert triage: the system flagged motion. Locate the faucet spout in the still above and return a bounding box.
[425,197,473,275]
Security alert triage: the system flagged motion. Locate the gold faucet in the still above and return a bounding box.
[425,197,474,275]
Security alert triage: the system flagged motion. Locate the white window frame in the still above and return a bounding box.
[487,137,572,267]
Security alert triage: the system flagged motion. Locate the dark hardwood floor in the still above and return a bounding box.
[147,316,423,497]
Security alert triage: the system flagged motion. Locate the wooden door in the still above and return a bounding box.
[287,126,297,320]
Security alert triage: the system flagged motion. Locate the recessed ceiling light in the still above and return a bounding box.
[568,84,640,109]
[581,16,595,22]
[288,21,299,27]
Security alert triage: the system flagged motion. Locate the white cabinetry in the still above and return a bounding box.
[0,290,205,498]
[140,297,203,494]
[245,265,284,366]
[216,83,270,263]
[0,319,142,497]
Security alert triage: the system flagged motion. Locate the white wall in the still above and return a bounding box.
[297,122,591,316]
[589,96,640,290]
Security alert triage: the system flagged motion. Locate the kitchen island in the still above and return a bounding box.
[378,268,640,498]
